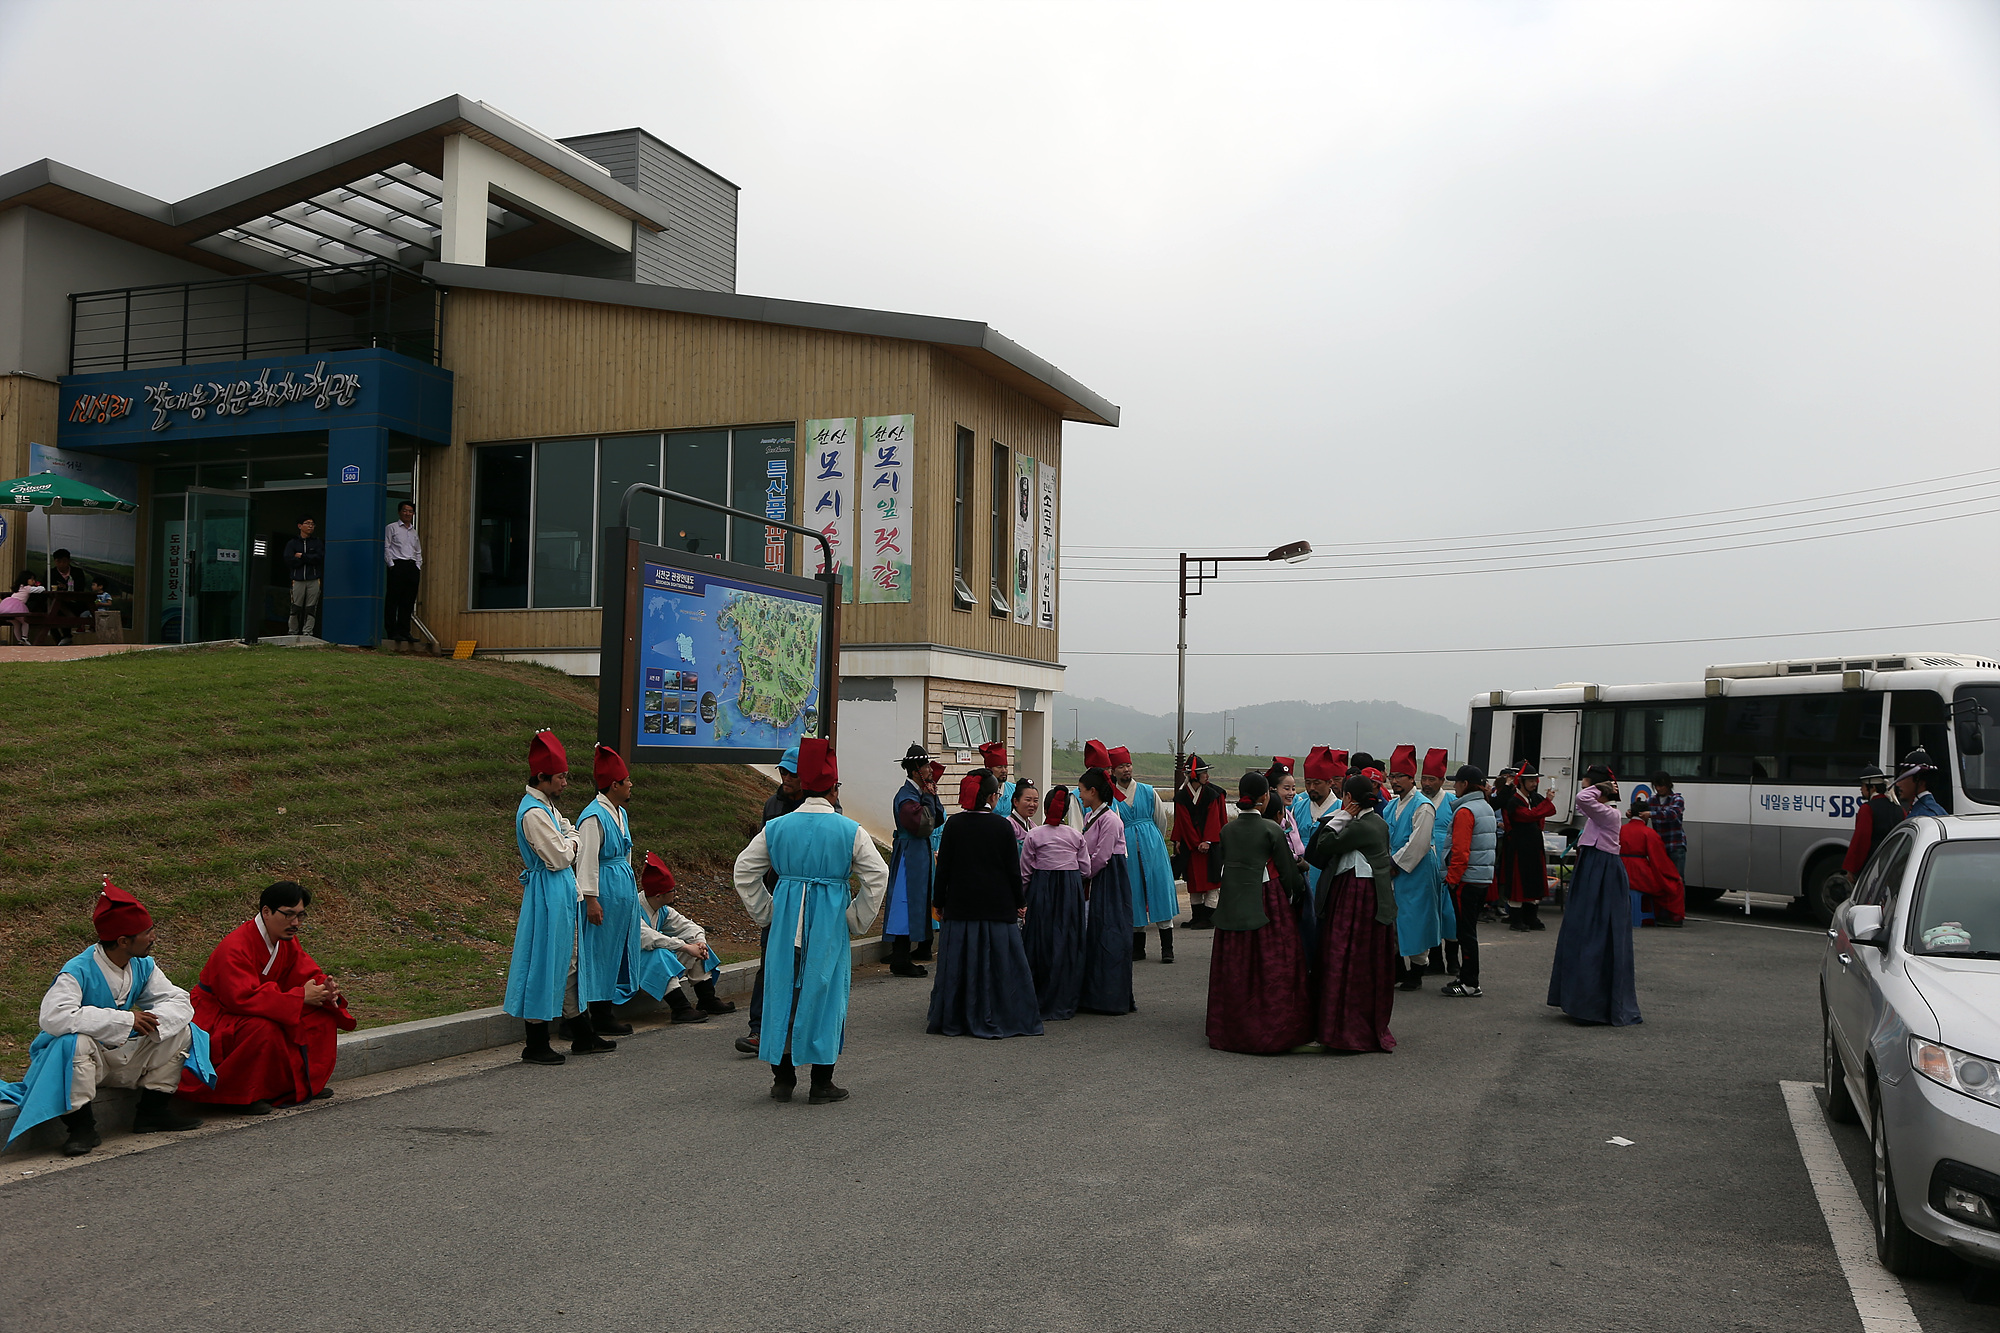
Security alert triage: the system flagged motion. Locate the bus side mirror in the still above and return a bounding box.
[1958,721,1984,757]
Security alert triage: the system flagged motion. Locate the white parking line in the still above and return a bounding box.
[1692,916,1824,936]
[1779,1079,1924,1332]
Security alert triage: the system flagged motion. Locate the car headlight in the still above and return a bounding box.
[1911,1036,2000,1108]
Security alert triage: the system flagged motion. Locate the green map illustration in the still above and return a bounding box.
[717,591,820,729]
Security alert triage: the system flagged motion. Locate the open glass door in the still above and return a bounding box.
[185,488,250,643]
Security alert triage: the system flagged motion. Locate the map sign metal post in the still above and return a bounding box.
[597,484,841,764]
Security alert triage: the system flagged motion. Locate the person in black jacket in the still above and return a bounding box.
[282,517,324,637]
[925,770,1044,1039]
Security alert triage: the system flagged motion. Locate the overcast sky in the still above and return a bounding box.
[4,0,1997,720]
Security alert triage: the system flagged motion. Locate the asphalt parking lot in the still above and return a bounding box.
[4,901,1996,1332]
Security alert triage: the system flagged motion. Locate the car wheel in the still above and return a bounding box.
[1872,1082,1946,1275]
[1823,999,1860,1125]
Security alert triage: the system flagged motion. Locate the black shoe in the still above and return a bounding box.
[889,961,929,977]
[587,1002,634,1036]
[132,1089,201,1133]
[771,1079,796,1102]
[1440,981,1482,997]
[909,942,933,962]
[694,980,737,1015]
[809,1082,850,1105]
[735,1034,760,1054]
[889,937,927,978]
[568,1010,617,1054]
[664,990,710,1024]
[1508,922,1531,932]
[59,1105,99,1157]
[1132,931,1147,962]
[311,1088,334,1101]
[242,1100,275,1115]
[1158,928,1175,964]
[1398,979,1423,991]
[1530,919,1547,931]
[522,1021,566,1065]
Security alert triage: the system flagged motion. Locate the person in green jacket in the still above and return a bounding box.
[1303,774,1399,1053]
[1205,772,1312,1054]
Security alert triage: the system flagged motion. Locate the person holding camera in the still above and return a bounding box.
[1546,765,1642,1026]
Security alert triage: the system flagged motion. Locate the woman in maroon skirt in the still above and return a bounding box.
[1205,771,1312,1054]
[1303,773,1399,1052]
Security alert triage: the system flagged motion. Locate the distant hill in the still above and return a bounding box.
[1052,694,1465,762]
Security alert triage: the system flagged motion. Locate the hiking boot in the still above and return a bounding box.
[131,1089,201,1133]
[1440,981,1482,998]
[60,1105,100,1157]
[809,1081,850,1105]
[770,1077,796,1102]
[735,1033,760,1054]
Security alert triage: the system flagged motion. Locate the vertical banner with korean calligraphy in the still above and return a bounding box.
[1011,453,1036,624]
[1036,461,1057,631]
[859,414,914,603]
[804,418,856,602]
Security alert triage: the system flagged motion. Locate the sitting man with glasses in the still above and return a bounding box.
[178,882,355,1114]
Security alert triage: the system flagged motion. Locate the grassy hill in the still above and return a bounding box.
[0,645,777,1079]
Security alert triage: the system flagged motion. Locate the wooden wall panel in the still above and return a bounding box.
[424,288,1068,661]
[0,374,59,579]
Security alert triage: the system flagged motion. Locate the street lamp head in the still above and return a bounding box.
[1267,540,1312,565]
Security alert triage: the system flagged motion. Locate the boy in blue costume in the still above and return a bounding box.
[732,740,889,1104]
[636,851,735,1022]
[2,881,210,1156]
[505,729,615,1065]
[576,744,641,1036]
[1383,745,1454,991]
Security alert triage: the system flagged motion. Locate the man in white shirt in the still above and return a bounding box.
[383,500,423,651]
[1,882,205,1156]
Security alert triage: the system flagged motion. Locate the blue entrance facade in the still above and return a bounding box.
[56,349,452,646]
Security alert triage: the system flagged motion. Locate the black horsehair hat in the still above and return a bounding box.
[901,742,936,768]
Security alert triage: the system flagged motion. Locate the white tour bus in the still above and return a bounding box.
[1466,652,2000,924]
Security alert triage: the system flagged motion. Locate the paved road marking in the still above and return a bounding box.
[1692,916,1824,936]
[1779,1079,1924,1333]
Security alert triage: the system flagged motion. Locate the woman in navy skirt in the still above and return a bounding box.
[926,771,1044,1038]
[1548,765,1643,1026]
[1021,785,1088,1020]
[1076,767,1137,1015]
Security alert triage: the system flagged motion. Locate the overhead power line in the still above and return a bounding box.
[1061,500,2000,585]
[1063,463,2000,557]
[1059,615,2000,658]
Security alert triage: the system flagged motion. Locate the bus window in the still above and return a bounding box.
[1468,707,1493,774]
[1779,694,1878,783]
[1954,685,2000,806]
[1891,690,1953,811]
[1582,703,1702,782]
[1511,712,1543,769]
[1706,697,1778,782]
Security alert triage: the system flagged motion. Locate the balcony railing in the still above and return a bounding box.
[69,261,440,374]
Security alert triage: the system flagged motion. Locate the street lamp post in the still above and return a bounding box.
[1069,707,1079,751]
[1176,540,1312,790]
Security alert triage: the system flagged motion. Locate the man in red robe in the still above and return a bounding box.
[1172,754,1228,928]
[178,881,355,1111]
[1620,804,1686,926]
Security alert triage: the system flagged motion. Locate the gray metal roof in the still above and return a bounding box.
[422,262,1120,427]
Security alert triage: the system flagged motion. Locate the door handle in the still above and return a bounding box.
[1838,952,1852,967]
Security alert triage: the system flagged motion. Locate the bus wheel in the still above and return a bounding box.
[1801,851,1845,928]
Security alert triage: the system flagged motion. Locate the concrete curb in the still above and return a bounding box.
[2,935,894,1152]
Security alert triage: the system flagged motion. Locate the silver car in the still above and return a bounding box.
[1822,814,2000,1273]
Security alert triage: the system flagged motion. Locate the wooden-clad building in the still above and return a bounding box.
[0,96,1117,825]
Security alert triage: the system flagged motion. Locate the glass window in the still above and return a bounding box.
[599,434,663,547]
[1580,708,1614,753]
[951,427,974,610]
[942,706,1004,749]
[532,438,596,608]
[1659,704,1702,755]
[472,444,531,609]
[251,455,325,489]
[664,430,727,558]
[1956,685,2000,808]
[989,441,1009,616]
[732,426,794,572]
[198,460,247,490]
[1910,842,2000,956]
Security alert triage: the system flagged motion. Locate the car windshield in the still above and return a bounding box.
[1911,841,2000,957]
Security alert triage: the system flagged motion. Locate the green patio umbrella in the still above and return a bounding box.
[0,471,138,584]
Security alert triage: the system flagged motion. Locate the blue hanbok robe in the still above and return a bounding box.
[993,780,1016,820]
[632,898,726,998]
[1,947,216,1143]
[1385,792,1455,959]
[1116,782,1180,928]
[759,807,866,1065]
[885,780,943,945]
[576,795,641,1006]
[504,790,582,1022]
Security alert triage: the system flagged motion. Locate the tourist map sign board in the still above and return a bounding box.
[600,533,837,765]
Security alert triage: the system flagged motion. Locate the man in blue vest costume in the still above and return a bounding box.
[733,739,889,1104]
[1383,745,1454,992]
[1440,765,1498,998]
[575,744,642,1037]
[2,880,213,1156]
[885,743,945,977]
[1109,744,1179,964]
[1420,749,1460,976]
[506,728,615,1065]
[982,740,1016,819]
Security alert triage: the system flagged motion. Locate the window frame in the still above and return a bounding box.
[989,440,1010,617]
[951,426,975,611]
[941,705,1005,750]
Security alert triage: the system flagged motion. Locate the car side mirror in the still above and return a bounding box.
[1849,903,1886,947]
